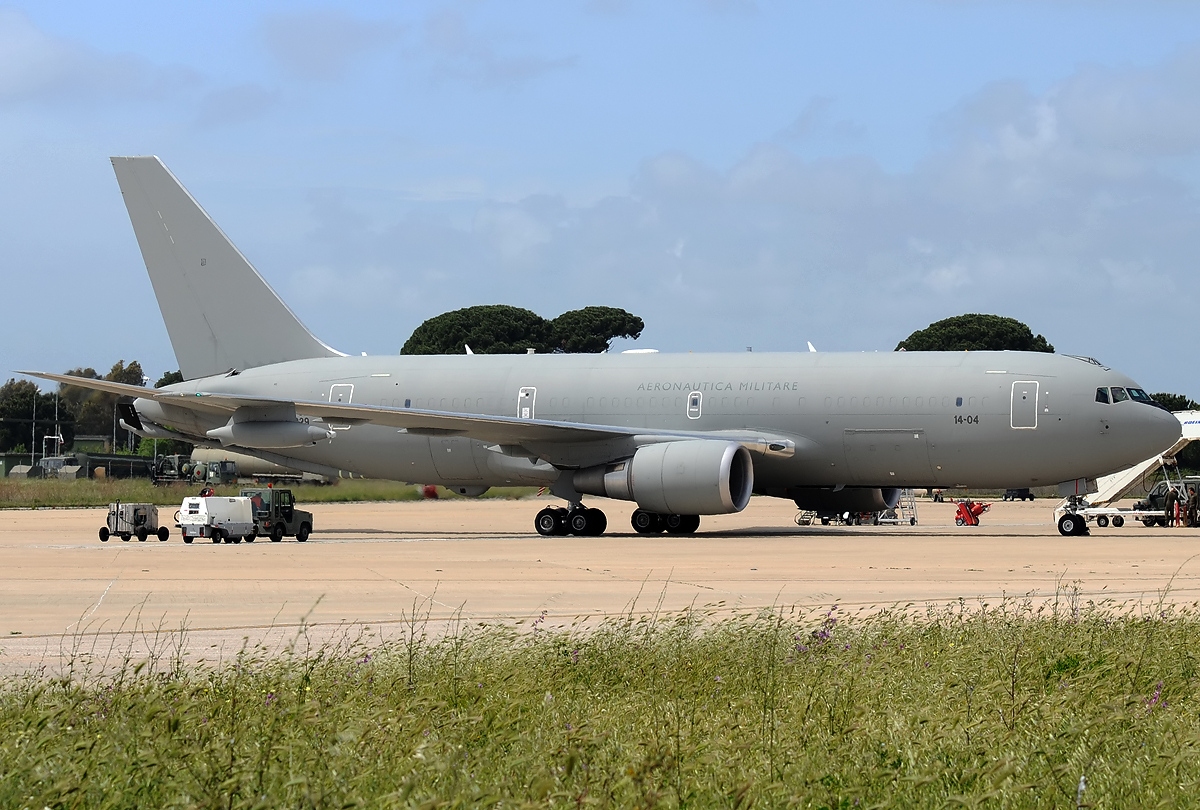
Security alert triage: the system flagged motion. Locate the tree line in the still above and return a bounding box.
[0,363,184,456]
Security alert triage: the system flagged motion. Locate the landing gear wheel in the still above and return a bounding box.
[664,514,700,534]
[1112,515,1125,528]
[1058,514,1083,536]
[136,527,148,542]
[1096,515,1109,528]
[157,526,170,542]
[535,508,563,536]
[271,525,285,543]
[631,509,663,534]
[99,527,109,542]
[567,508,606,536]
[297,523,310,542]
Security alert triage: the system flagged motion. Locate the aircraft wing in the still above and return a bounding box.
[21,370,797,453]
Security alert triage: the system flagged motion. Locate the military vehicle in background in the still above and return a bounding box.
[1133,477,1200,527]
[241,487,313,542]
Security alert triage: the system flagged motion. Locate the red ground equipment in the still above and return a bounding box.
[954,500,990,526]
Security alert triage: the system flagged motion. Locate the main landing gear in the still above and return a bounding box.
[532,505,703,536]
[535,505,608,536]
[631,509,700,535]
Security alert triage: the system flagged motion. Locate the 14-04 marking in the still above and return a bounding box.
[954,414,980,425]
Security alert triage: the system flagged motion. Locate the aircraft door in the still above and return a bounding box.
[328,384,354,430]
[517,387,536,419]
[1010,381,1039,429]
[686,391,702,419]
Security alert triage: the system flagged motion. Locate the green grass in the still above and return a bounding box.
[5,598,1200,807]
[0,479,540,509]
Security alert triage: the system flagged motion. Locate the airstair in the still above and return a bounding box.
[1059,410,1200,509]
[876,488,918,525]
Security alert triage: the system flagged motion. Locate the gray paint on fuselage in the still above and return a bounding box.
[135,349,1181,491]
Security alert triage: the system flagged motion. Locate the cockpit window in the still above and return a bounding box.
[1111,386,1129,402]
[1096,387,1111,404]
[1128,388,1153,403]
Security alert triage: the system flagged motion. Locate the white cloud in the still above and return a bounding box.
[230,41,1200,385]
[193,83,276,129]
[0,9,195,103]
[261,10,403,81]
[423,10,576,89]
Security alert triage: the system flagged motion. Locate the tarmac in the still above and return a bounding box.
[2,495,1199,675]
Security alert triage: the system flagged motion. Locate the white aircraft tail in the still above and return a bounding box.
[110,156,343,380]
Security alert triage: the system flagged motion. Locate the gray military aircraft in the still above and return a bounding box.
[22,157,1182,537]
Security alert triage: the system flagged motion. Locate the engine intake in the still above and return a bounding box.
[574,440,754,515]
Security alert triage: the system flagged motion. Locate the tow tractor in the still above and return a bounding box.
[240,487,313,542]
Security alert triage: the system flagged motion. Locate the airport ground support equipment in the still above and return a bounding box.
[176,496,256,544]
[99,502,169,542]
[1003,488,1035,501]
[241,487,312,542]
[876,489,919,525]
[1053,410,1200,536]
[954,500,990,526]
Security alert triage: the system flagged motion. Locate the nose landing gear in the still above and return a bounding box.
[535,505,607,536]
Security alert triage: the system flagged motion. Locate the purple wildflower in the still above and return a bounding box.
[1146,681,1167,712]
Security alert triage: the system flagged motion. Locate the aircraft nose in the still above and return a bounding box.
[1142,406,1182,456]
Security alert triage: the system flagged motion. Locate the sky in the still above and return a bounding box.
[4,1,1200,393]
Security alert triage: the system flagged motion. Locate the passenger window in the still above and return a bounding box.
[956,397,963,407]
[1096,388,1110,404]
[1111,387,1129,403]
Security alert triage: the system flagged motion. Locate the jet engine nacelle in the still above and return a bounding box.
[574,440,754,515]
[788,486,901,514]
[206,421,336,449]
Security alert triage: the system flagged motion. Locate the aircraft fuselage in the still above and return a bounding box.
[135,349,1180,493]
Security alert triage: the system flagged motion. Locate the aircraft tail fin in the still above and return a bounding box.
[110,156,343,380]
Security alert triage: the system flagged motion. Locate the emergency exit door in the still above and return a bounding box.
[328,384,354,430]
[1010,381,1039,429]
[517,387,536,419]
